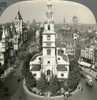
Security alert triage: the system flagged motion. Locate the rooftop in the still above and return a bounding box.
[31,64,41,71]
[57,65,67,71]
[15,11,23,20]
[31,52,42,61]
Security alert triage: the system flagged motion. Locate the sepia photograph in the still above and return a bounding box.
[0,0,97,100]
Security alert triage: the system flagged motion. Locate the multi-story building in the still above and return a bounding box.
[81,45,94,61]
[0,11,28,65]
[66,41,75,56]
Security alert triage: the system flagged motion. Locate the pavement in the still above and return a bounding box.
[81,67,97,78]
[0,40,37,100]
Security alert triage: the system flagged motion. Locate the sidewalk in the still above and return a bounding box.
[81,67,97,78]
[0,67,15,81]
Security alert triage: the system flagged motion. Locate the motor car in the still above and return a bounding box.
[85,75,93,87]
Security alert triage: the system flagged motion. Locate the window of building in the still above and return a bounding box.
[47,42,51,46]
[39,58,41,60]
[47,61,50,64]
[33,73,36,76]
[47,70,50,75]
[47,35,51,40]
[47,49,51,55]
[61,73,64,77]
[58,58,60,60]
[48,25,50,30]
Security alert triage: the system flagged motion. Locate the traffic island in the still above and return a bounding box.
[22,79,64,100]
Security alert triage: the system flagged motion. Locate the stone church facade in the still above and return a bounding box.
[30,1,69,80]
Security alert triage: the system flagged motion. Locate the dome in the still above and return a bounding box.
[72,16,78,20]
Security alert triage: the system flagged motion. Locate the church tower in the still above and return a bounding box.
[14,11,23,34]
[14,11,23,45]
[42,0,57,78]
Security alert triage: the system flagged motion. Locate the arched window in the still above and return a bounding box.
[47,49,51,55]
[48,25,50,30]
[47,70,50,75]
[47,35,51,40]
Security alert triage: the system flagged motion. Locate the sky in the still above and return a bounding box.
[0,0,96,24]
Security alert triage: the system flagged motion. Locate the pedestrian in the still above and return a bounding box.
[17,78,21,83]
[81,87,83,91]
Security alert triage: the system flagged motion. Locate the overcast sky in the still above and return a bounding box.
[0,0,96,24]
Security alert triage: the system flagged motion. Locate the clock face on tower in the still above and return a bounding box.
[47,42,51,46]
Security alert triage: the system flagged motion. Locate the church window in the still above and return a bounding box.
[33,73,36,76]
[47,42,51,46]
[48,25,50,30]
[47,35,51,40]
[58,58,60,60]
[47,70,50,75]
[47,61,50,64]
[39,58,41,60]
[10,42,13,48]
[47,49,51,55]
[61,73,64,77]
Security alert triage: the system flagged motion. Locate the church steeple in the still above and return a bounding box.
[42,0,57,79]
[46,0,53,22]
[44,0,54,31]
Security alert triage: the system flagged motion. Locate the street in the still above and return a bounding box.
[70,78,97,100]
[0,62,97,100]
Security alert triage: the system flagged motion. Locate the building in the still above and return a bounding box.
[0,11,28,65]
[72,16,78,25]
[66,42,75,56]
[30,1,69,80]
[81,45,94,61]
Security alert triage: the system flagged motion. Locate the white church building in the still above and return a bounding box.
[30,1,69,80]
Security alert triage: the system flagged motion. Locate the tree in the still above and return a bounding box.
[0,79,3,89]
[59,80,68,91]
[37,73,48,92]
[67,71,80,90]
[22,53,32,77]
[26,72,36,89]
[0,67,4,76]
[67,59,80,91]
[49,76,60,95]
[69,59,79,71]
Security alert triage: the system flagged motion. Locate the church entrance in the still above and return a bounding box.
[47,70,50,76]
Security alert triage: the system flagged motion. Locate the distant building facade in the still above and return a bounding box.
[72,16,78,25]
[81,45,94,61]
[0,11,28,65]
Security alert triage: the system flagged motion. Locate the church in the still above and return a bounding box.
[30,1,69,80]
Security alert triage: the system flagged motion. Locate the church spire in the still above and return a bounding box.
[44,0,54,31]
[46,0,53,23]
